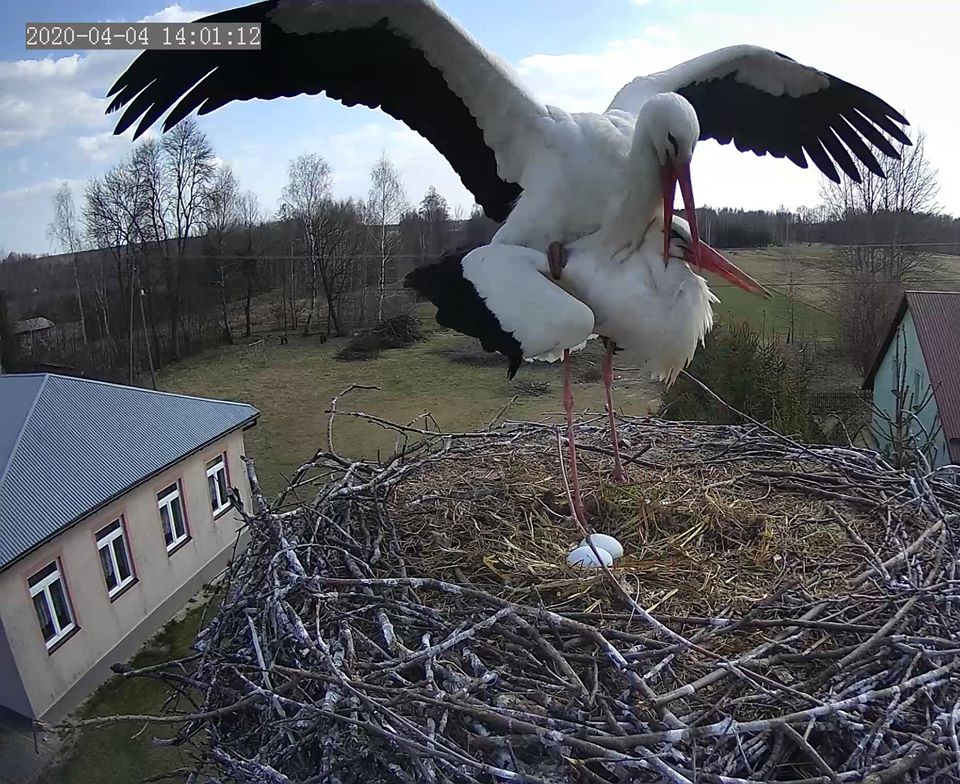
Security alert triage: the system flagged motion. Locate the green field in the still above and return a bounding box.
[713,244,960,339]
[712,282,837,341]
[41,599,212,784]
[156,310,659,496]
[707,245,838,340]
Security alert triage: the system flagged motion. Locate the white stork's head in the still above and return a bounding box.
[639,92,700,167]
[636,93,701,269]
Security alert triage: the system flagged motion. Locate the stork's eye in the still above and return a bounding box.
[667,132,679,157]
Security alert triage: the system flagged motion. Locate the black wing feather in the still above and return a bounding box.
[403,248,523,379]
[106,1,521,222]
[677,66,909,182]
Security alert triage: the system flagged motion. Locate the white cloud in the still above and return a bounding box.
[220,115,475,221]
[75,128,152,162]
[140,5,209,23]
[516,3,960,213]
[0,6,210,150]
[0,177,86,200]
[643,25,676,41]
[0,54,120,147]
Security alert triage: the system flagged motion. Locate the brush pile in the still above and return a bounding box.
[101,399,960,783]
[337,314,425,361]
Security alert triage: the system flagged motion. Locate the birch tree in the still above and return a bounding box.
[367,154,406,320]
[47,183,88,347]
[281,153,332,335]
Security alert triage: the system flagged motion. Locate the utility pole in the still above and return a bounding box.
[136,261,157,390]
[128,257,136,385]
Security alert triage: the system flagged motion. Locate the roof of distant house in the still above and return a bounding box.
[0,374,258,569]
[13,317,54,335]
[864,291,960,463]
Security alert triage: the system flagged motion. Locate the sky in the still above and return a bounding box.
[1,0,958,254]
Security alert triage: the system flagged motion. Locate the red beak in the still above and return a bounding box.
[660,161,677,265]
[686,241,771,297]
[661,159,700,271]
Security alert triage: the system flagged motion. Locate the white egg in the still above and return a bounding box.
[578,534,624,560]
[566,545,614,568]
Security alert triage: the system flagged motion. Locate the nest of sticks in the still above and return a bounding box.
[84,389,960,784]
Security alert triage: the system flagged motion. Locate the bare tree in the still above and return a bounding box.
[367,153,407,321]
[84,162,142,356]
[821,131,940,282]
[282,153,333,335]
[161,118,216,358]
[316,198,369,331]
[869,330,943,468]
[0,289,16,374]
[206,165,240,343]
[462,204,498,246]
[47,183,88,346]
[418,186,451,258]
[820,130,941,372]
[128,139,171,367]
[236,190,263,338]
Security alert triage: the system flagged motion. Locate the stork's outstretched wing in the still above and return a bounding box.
[609,45,910,183]
[107,0,549,220]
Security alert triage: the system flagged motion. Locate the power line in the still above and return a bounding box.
[712,280,960,288]
[29,241,960,264]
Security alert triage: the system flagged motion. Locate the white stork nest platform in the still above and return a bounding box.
[69,394,960,784]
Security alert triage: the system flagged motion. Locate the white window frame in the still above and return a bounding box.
[158,482,189,552]
[28,561,76,649]
[206,455,231,517]
[96,519,135,598]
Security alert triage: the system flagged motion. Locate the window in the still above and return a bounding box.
[206,455,230,516]
[96,519,134,597]
[28,561,75,649]
[157,482,189,552]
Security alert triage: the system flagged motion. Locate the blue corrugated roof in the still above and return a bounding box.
[0,374,258,569]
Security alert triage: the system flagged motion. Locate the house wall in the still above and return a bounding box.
[0,428,253,720]
[871,310,950,467]
[0,617,32,717]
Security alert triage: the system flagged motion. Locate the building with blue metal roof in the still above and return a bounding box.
[0,374,259,720]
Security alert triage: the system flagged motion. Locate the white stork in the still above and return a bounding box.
[108,0,909,263]
[106,0,910,521]
[404,212,766,524]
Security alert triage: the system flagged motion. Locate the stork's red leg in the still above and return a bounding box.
[548,241,568,280]
[562,349,588,526]
[603,342,626,483]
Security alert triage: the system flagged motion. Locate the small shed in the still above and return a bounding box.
[13,317,54,352]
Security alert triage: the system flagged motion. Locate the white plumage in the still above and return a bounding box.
[559,222,717,385]
[456,216,720,383]
[460,245,595,362]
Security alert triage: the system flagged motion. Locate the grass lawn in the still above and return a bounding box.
[706,245,839,341]
[40,597,214,784]
[156,307,660,496]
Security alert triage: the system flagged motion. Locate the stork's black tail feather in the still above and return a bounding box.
[404,247,524,378]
